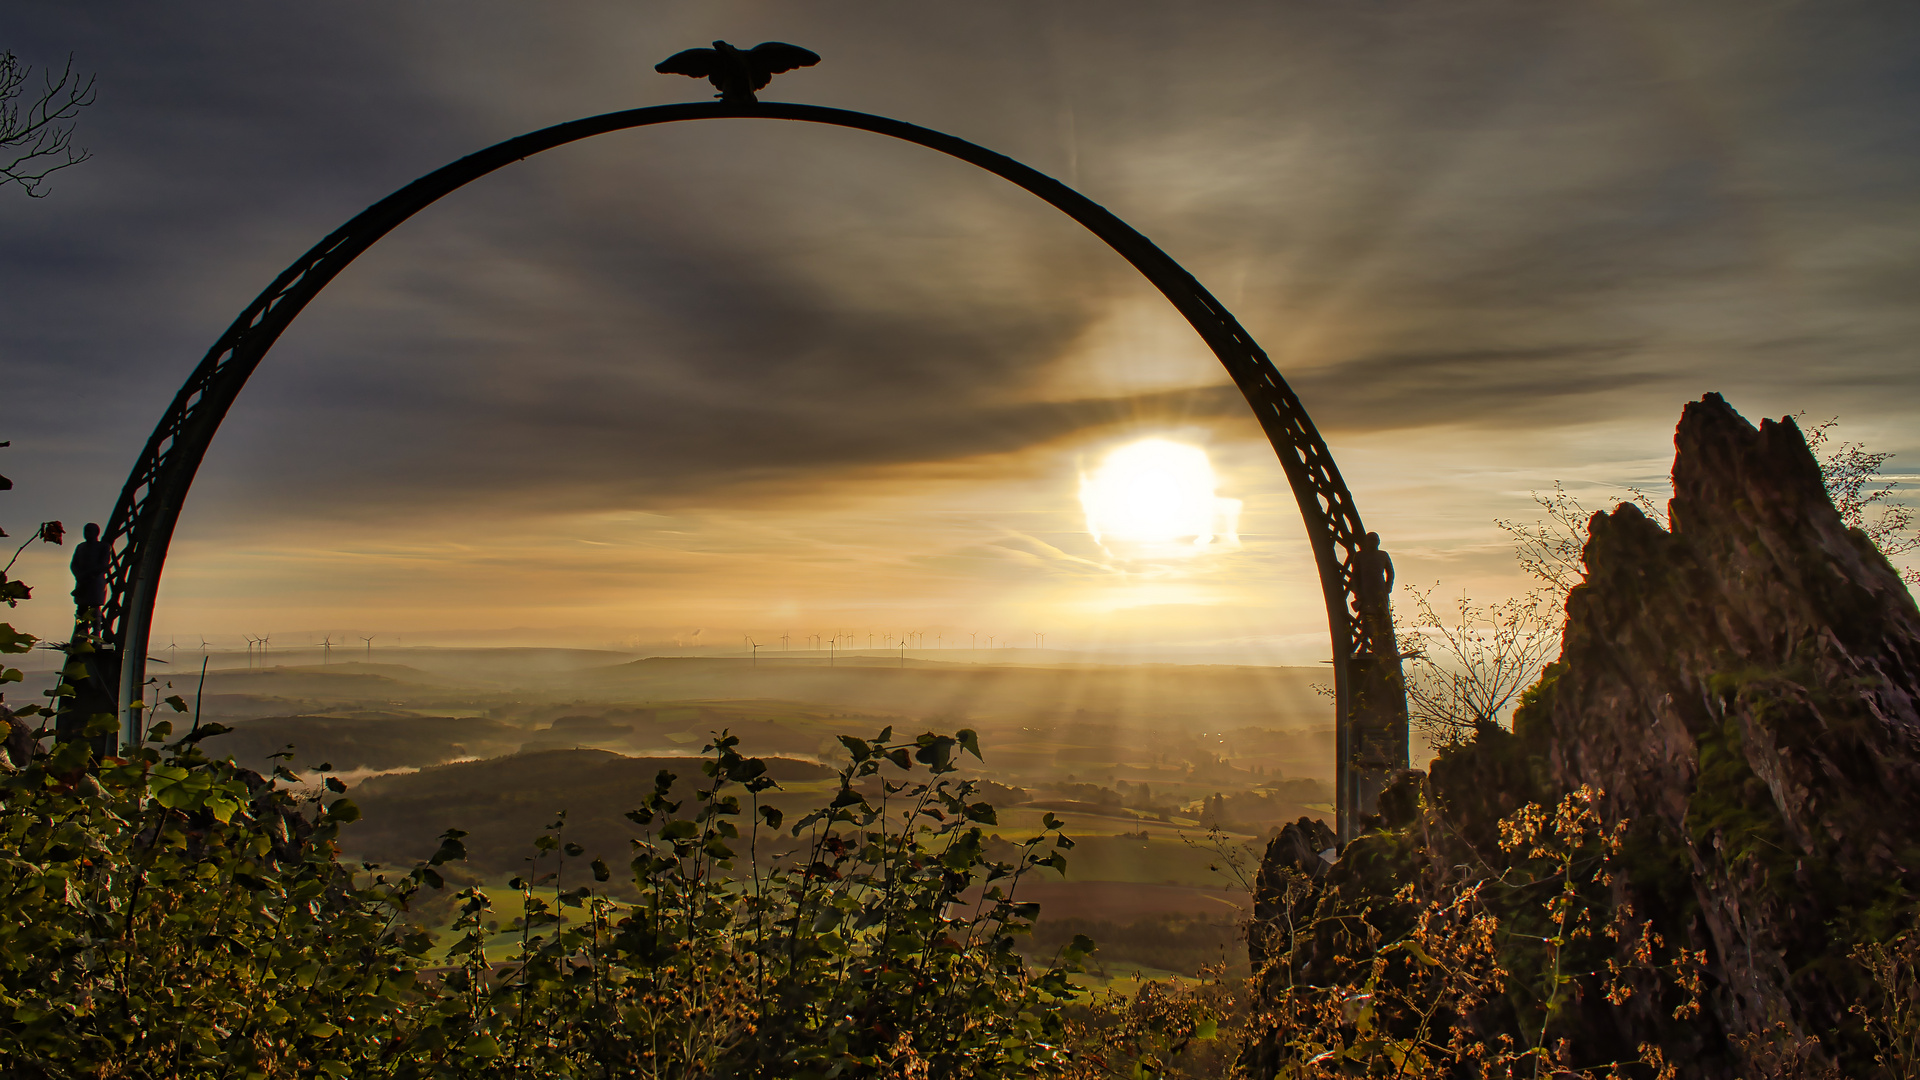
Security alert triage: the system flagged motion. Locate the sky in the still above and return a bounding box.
[4,1,1919,662]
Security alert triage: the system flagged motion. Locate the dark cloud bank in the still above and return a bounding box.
[5,1,1920,531]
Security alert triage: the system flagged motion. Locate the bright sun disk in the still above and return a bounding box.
[1080,438,1238,553]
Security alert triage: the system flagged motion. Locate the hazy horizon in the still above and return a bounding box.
[8,2,1920,659]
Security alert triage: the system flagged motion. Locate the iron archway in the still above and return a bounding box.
[85,100,1407,841]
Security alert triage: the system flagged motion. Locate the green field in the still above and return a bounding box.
[195,652,1330,978]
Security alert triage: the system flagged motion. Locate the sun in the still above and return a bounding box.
[1080,438,1239,555]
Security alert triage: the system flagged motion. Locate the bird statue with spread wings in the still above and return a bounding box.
[655,40,821,104]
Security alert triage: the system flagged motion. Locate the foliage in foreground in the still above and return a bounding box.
[1240,775,1920,1079]
[0,718,1112,1078]
[3,689,1914,1080]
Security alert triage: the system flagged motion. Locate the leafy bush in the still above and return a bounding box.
[0,719,1103,1078]
[1240,780,1920,1079]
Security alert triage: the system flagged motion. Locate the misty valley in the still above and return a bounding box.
[139,650,1336,981]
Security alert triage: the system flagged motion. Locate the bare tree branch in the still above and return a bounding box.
[1805,417,1920,581]
[1495,482,1667,595]
[1,51,96,198]
[1397,584,1562,749]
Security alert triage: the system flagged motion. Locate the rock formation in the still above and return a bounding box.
[1546,394,1920,1047]
[1248,394,1920,1076]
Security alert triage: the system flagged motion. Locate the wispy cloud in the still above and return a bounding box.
[5,0,1919,642]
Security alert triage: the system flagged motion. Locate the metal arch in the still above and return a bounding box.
[93,100,1406,841]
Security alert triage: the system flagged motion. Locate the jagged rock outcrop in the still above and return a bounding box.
[1249,816,1336,971]
[1247,394,1920,1076]
[1542,393,1920,1048]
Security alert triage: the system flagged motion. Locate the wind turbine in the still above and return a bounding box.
[361,634,375,661]
[748,638,761,667]
[319,635,335,665]
[242,634,258,669]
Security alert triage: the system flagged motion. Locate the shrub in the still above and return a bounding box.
[0,721,1097,1078]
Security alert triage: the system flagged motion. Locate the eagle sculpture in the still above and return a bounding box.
[655,40,821,104]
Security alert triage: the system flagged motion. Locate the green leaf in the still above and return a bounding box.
[726,756,767,783]
[837,734,871,762]
[324,776,347,793]
[912,736,954,770]
[956,728,982,759]
[0,623,35,654]
[430,831,468,865]
[590,857,610,882]
[177,722,233,744]
[153,782,197,811]
[758,804,783,830]
[163,694,188,713]
[659,820,697,840]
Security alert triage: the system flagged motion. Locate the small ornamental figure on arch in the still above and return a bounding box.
[70,523,109,635]
[1351,531,1395,652]
[655,41,820,104]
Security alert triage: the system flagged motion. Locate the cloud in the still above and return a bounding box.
[1291,343,1659,433]
[7,0,1920,638]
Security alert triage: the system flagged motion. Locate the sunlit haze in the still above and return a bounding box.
[5,2,1919,669]
[1080,438,1240,556]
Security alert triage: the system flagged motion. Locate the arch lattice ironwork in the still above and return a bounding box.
[85,100,1407,841]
